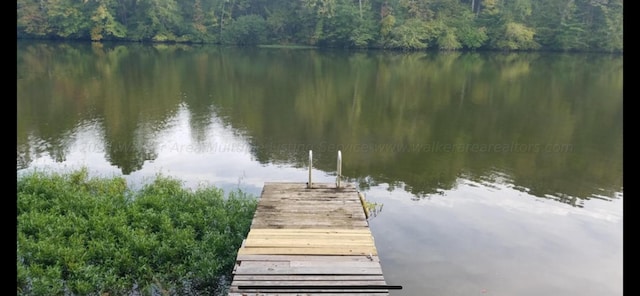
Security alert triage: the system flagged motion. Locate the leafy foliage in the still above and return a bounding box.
[16,0,622,51]
[17,169,257,295]
[494,22,539,50]
[387,19,437,50]
[222,14,268,45]
[90,2,127,41]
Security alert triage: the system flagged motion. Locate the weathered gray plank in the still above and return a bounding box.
[262,182,356,189]
[247,229,373,234]
[250,220,367,226]
[250,221,369,228]
[229,292,389,296]
[238,260,381,269]
[252,213,362,219]
[229,289,389,294]
[234,265,383,275]
[257,202,362,207]
[255,206,363,212]
[231,280,387,285]
[258,195,362,201]
[231,275,385,281]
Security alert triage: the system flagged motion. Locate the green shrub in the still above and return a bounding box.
[17,169,257,295]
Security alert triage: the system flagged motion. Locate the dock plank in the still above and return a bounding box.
[236,255,380,263]
[237,247,378,256]
[231,274,385,281]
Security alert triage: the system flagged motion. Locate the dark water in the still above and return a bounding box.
[17,41,622,296]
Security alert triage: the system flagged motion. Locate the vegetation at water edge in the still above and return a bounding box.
[17,0,622,52]
[17,169,257,295]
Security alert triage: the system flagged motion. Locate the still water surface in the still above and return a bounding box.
[17,41,622,295]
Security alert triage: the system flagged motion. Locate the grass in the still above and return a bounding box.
[17,168,258,295]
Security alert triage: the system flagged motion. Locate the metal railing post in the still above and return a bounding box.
[336,150,342,188]
[308,150,313,188]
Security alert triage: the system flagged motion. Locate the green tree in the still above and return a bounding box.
[479,0,539,50]
[585,0,623,52]
[45,0,90,38]
[90,0,126,41]
[530,0,565,48]
[438,27,461,50]
[379,3,396,45]
[388,18,441,50]
[17,0,50,37]
[431,0,487,49]
[129,0,183,41]
[319,0,377,47]
[493,21,539,50]
[555,0,588,50]
[221,14,267,45]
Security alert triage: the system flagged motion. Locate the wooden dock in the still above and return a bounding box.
[229,182,390,295]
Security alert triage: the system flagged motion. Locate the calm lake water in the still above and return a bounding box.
[17,40,622,296]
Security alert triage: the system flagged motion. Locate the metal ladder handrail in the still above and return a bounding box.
[307,150,313,188]
[307,150,343,189]
[336,150,342,188]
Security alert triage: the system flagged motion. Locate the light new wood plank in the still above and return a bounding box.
[235,255,380,263]
[245,237,374,244]
[243,239,375,248]
[246,235,373,241]
[237,247,378,256]
[247,233,373,239]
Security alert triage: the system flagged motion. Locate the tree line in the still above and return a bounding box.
[18,0,622,52]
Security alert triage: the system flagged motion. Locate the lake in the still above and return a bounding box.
[17,40,623,296]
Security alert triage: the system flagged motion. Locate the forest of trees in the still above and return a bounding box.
[17,0,622,52]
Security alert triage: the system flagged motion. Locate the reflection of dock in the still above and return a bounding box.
[229,182,394,295]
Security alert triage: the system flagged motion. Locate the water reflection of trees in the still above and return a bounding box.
[17,42,622,204]
[206,48,623,203]
[17,42,181,174]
